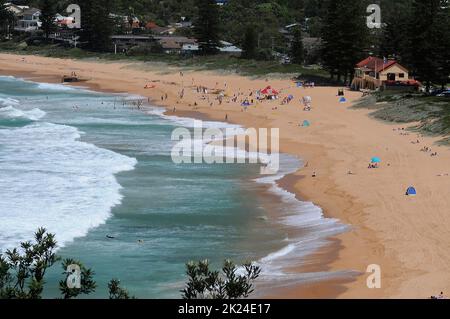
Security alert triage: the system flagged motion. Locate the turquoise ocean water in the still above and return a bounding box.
[0,76,350,298]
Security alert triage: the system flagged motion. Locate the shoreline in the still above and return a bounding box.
[2,53,450,298]
[1,62,354,299]
[1,71,351,298]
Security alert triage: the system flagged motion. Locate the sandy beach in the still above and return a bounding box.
[1,53,449,299]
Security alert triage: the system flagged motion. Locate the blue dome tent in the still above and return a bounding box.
[406,186,417,196]
[371,157,381,163]
[339,97,347,103]
[302,120,311,127]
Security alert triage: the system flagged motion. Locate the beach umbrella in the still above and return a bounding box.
[288,94,294,99]
[406,186,417,196]
[261,86,271,94]
[302,120,310,127]
[261,86,279,96]
[371,157,381,163]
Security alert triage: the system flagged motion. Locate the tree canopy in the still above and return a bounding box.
[4,0,450,85]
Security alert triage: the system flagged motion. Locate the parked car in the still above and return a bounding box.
[429,87,450,96]
[436,90,450,97]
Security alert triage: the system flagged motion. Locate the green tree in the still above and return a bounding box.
[287,0,305,22]
[321,0,367,82]
[0,228,59,299]
[434,1,450,88]
[1,229,264,299]
[0,229,127,300]
[409,0,450,91]
[304,0,323,18]
[290,26,304,64]
[241,25,257,59]
[378,0,414,60]
[181,259,261,299]
[194,0,221,55]
[78,0,113,51]
[40,0,57,40]
[108,279,133,299]
[320,0,340,79]
[59,258,96,299]
[0,1,15,40]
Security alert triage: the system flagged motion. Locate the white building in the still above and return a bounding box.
[16,8,41,32]
[182,41,242,55]
[5,2,29,15]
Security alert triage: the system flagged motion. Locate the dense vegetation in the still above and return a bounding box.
[0,229,261,299]
[2,0,448,86]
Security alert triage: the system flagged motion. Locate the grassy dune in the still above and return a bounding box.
[353,92,450,144]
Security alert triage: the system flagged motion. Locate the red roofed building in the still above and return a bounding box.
[352,56,413,90]
[145,22,157,30]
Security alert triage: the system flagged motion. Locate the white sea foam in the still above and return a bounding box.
[63,116,152,126]
[36,82,80,91]
[0,97,20,106]
[0,122,137,251]
[148,103,349,282]
[146,106,242,129]
[254,154,349,282]
[148,103,348,285]
[260,244,297,264]
[0,105,47,121]
[148,106,274,164]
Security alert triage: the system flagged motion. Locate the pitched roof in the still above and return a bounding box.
[145,22,158,29]
[155,36,196,45]
[376,60,398,73]
[160,39,182,50]
[356,57,408,73]
[22,8,40,15]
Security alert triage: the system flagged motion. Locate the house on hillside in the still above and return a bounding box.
[110,34,154,52]
[110,14,142,33]
[181,41,242,56]
[351,56,419,90]
[279,23,301,38]
[218,41,242,55]
[5,2,29,15]
[153,26,175,35]
[15,8,41,32]
[144,20,192,36]
[155,36,197,54]
[215,0,229,5]
[55,14,75,28]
